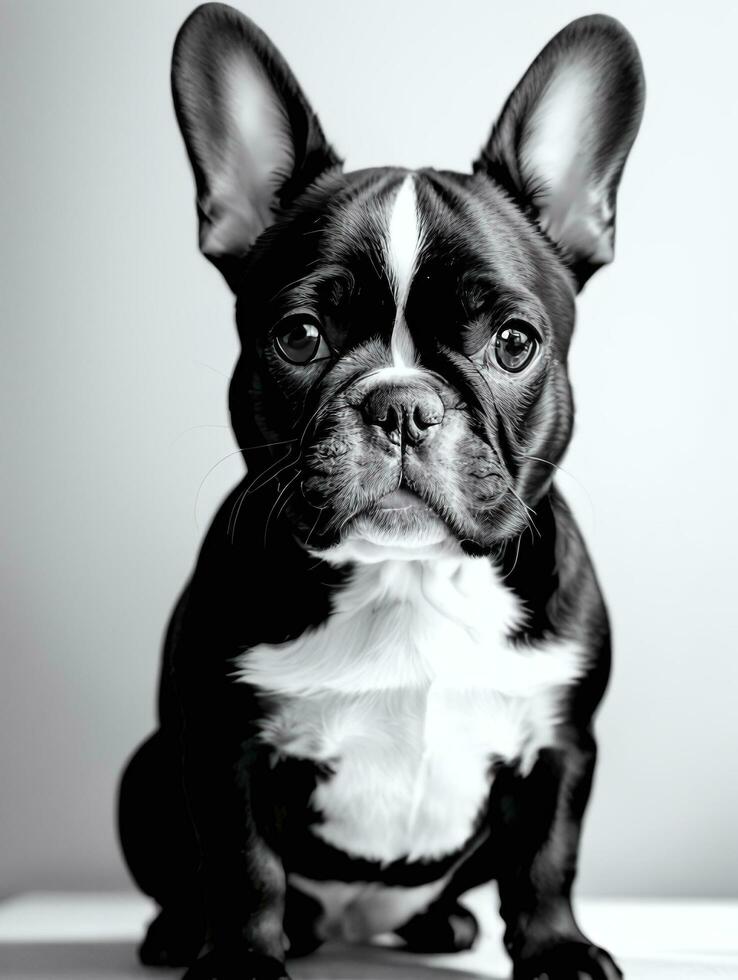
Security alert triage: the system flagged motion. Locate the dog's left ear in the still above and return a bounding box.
[474,15,644,288]
[172,3,341,290]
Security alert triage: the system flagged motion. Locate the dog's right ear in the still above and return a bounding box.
[172,3,341,290]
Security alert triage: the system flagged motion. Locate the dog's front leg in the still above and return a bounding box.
[181,715,289,980]
[495,730,622,980]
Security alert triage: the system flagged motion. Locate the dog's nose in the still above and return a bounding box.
[360,382,445,445]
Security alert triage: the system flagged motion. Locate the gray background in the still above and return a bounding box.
[2,0,737,899]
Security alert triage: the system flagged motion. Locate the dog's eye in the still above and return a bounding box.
[275,313,329,365]
[494,320,538,373]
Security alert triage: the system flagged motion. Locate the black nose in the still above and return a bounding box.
[361,382,445,445]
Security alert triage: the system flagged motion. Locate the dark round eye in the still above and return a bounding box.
[494,320,538,373]
[275,314,328,365]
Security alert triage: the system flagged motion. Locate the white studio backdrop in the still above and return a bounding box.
[1,0,736,898]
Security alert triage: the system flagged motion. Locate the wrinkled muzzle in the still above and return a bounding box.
[295,366,521,558]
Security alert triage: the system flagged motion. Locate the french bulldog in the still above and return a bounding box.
[118,5,644,979]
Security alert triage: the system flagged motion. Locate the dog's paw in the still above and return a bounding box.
[139,907,205,967]
[513,940,623,980]
[395,900,479,953]
[182,949,290,980]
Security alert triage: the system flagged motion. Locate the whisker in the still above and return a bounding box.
[229,487,252,545]
[194,439,300,530]
[296,369,368,452]
[193,360,231,379]
[229,451,302,543]
[502,533,524,581]
[227,488,248,541]
[170,424,231,448]
[507,481,537,519]
[275,486,300,525]
[249,437,299,450]
[517,451,596,529]
[517,452,590,495]
[502,481,540,540]
[304,502,330,550]
[244,451,301,499]
[263,472,302,549]
[194,448,247,529]
[296,389,339,452]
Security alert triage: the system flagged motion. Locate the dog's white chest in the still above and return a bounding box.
[236,556,585,865]
[262,683,521,863]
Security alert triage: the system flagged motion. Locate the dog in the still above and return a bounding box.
[118,5,644,979]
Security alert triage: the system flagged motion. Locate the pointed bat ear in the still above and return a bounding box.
[474,15,645,289]
[171,3,341,290]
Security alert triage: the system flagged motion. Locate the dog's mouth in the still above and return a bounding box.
[374,488,429,512]
[345,486,452,550]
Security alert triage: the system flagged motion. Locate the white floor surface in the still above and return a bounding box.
[0,890,736,979]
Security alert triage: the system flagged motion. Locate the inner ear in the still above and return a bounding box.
[197,52,295,256]
[172,4,341,289]
[474,15,644,288]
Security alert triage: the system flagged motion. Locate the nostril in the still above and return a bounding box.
[385,404,400,433]
[413,403,443,430]
[361,393,380,426]
[361,391,401,434]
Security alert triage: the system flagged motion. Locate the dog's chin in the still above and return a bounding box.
[308,488,461,564]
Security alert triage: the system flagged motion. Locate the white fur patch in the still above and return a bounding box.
[289,873,449,942]
[235,556,587,878]
[384,176,422,367]
[358,365,426,387]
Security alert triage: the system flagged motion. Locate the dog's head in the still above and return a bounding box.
[172,4,644,560]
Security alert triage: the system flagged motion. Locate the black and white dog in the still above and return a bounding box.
[118,5,644,979]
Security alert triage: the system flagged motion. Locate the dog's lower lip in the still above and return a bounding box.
[375,489,428,511]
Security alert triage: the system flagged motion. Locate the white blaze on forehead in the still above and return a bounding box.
[387,176,420,297]
[385,175,422,367]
